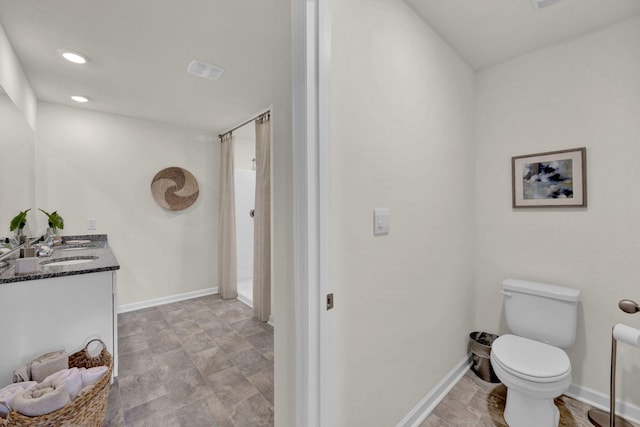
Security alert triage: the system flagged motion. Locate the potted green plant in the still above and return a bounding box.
[38,209,65,232]
[9,208,31,234]
[9,209,31,244]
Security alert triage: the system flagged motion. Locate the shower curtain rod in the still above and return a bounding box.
[218,110,271,140]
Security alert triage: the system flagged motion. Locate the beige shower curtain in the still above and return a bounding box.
[253,115,271,322]
[218,133,238,299]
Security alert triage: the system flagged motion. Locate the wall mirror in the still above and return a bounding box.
[0,87,36,247]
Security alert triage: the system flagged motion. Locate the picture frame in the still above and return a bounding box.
[512,147,587,208]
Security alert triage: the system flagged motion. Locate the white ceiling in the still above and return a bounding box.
[0,0,289,133]
[1,1,638,134]
[405,0,640,70]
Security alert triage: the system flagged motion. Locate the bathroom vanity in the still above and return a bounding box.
[0,235,119,387]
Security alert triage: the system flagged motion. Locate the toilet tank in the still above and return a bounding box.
[502,278,580,348]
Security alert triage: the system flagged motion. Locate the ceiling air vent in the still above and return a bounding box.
[531,0,562,8]
[187,60,224,80]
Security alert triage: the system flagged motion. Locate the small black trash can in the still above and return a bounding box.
[469,331,501,383]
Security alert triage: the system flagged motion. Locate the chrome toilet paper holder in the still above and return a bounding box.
[618,299,640,314]
[588,299,640,427]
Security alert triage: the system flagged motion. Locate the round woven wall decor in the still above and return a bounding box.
[151,167,199,211]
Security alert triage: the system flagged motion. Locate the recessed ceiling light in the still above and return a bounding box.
[70,95,90,103]
[62,51,87,64]
[187,60,224,80]
[531,0,562,9]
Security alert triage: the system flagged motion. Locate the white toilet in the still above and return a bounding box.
[490,278,580,427]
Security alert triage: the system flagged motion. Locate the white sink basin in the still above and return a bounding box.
[42,256,98,267]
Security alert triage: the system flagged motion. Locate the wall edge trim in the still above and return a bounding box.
[396,356,472,427]
[237,292,253,309]
[118,287,219,313]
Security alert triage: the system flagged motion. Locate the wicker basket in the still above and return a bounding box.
[0,339,113,427]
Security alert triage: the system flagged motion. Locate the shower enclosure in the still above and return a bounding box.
[235,168,255,306]
[219,114,270,320]
[233,124,257,307]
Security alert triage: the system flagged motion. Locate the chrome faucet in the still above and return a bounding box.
[0,236,41,263]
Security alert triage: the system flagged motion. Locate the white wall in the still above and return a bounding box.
[266,1,293,424]
[36,102,218,306]
[331,0,476,425]
[272,102,294,426]
[475,16,640,405]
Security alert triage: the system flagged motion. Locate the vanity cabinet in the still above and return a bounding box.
[0,270,117,387]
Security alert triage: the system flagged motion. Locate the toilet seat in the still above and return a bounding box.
[492,334,571,383]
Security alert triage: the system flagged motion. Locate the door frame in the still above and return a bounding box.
[292,0,333,425]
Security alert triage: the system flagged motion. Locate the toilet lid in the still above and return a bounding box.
[492,334,571,381]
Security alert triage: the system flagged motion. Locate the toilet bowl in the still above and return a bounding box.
[493,279,580,427]
[491,334,572,427]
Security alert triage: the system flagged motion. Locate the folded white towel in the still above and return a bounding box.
[42,368,83,401]
[12,365,30,383]
[79,366,108,388]
[0,382,37,418]
[11,380,70,417]
[29,350,68,383]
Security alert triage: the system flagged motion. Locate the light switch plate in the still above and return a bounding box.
[87,218,97,230]
[373,208,390,235]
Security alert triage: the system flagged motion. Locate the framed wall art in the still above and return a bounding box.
[512,147,586,208]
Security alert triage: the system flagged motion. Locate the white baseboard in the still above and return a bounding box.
[237,293,253,308]
[395,356,640,426]
[396,356,472,427]
[118,287,219,313]
[566,383,640,424]
[268,314,274,326]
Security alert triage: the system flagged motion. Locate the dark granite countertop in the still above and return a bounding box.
[0,234,120,284]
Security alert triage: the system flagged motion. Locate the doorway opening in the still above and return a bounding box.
[233,122,257,307]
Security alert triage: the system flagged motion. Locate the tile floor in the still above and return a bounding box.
[103,296,637,427]
[104,294,274,427]
[421,370,638,427]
